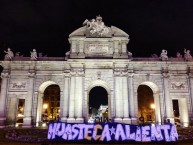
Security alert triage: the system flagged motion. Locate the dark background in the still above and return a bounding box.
[0,0,193,59]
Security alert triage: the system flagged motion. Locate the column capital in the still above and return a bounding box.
[162,73,170,78]
[63,72,70,77]
[188,73,193,78]
[28,72,36,78]
[1,72,9,78]
[70,68,84,77]
[114,68,128,77]
[128,73,134,78]
[28,69,36,78]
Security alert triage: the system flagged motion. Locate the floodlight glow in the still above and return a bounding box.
[43,104,48,109]
[150,104,155,109]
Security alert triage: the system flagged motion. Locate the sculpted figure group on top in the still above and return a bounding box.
[160,48,192,61]
[3,48,38,61]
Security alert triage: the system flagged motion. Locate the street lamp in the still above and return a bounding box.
[150,104,155,109]
[43,103,48,109]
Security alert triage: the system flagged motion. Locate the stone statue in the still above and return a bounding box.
[151,54,158,58]
[30,49,38,60]
[160,49,168,61]
[184,48,192,61]
[83,15,109,36]
[65,51,70,60]
[4,48,14,60]
[176,52,182,58]
[128,51,133,58]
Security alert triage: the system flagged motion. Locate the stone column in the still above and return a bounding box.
[23,72,35,128]
[70,40,77,58]
[67,75,76,123]
[36,92,43,126]
[128,74,137,124]
[122,76,131,124]
[78,40,85,58]
[114,76,123,123]
[75,76,84,122]
[7,97,17,126]
[61,74,70,122]
[113,40,119,58]
[0,72,9,127]
[188,73,193,124]
[120,41,128,58]
[114,67,126,123]
[162,72,174,124]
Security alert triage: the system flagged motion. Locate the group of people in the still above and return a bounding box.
[160,48,192,61]
[4,48,38,61]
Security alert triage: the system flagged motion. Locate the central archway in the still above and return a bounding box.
[88,86,108,123]
[87,80,111,123]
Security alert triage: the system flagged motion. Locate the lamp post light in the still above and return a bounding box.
[150,104,155,109]
[43,103,48,109]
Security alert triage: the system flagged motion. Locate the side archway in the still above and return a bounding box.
[36,81,60,126]
[138,81,161,124]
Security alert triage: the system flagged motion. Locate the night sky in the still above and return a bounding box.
[1,0,193,59]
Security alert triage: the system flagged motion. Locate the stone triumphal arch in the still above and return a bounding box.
[0,16,193,127]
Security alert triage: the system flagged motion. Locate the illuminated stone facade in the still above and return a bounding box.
[0,16,193,127]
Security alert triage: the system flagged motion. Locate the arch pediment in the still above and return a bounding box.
[69,26,129,38]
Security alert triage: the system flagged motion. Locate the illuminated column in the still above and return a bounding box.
[122,76,131,124]
[113,40,119,58]
[0,72,9,127]
[7,97,17,126]
[188,73,193,123]
[75,75,84,123]
[67,74,76,123]
[61,74,70,122]
[23,71,35,128]
[78,40,85,58]
[120,41,128,58]
[114,68,123,123]
[69,40,77,58]
[36,92,43,125]
[128,73,137,124]
[162,70,174,124]
[179,98,189,127]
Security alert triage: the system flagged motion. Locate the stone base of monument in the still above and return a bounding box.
[76,118,84,123]
[122,118,131,124]
[23,117,32,128]
[0,117,6,128]
[67,118,76,123]
[60,117,67,122]
[166,117,175,124]
[114,118,122,123]
[131,117,138,125]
